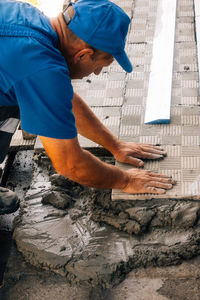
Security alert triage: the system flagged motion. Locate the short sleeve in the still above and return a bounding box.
[14,66,77,139]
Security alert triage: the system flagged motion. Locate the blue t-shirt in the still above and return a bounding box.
[0,0,77,139]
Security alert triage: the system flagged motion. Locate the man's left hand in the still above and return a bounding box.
[113,141,167,167]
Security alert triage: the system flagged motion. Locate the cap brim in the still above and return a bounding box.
[114,50,133,73]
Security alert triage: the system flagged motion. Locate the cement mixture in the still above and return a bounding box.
[12,152,200,290]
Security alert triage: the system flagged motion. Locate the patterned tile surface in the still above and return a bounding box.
[34,0,200,200]
[11,128,35,150]
[113,0,200,200]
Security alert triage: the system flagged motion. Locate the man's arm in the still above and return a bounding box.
[39,136,175,194]
[72,92,167,167]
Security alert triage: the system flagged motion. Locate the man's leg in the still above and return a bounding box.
[0,106,20,214]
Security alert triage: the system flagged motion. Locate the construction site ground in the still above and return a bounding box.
[1,0,200,299]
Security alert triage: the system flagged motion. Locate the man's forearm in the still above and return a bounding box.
[57,147,129,189]
[54,147,174,194]
[72,92,119,154]
[40,136,175,194]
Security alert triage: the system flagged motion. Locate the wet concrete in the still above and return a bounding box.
[0,152,104,299]
[7,152,200,291]
[109,256,200,300]
[2,241,200,300]
[92,190,200,234]
[0,151,33,287]
[0,240,105,300]
[0,230,12,284]
[1,151,200,299]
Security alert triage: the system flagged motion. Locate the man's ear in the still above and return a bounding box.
[73,48,94,63]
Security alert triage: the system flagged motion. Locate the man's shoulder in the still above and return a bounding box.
[0,0,57,45]
[0,34,68,95]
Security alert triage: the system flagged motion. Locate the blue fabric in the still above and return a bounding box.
[68,0,132,73]
[0,0,77,139]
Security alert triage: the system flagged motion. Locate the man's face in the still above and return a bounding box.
[68,51,114,79]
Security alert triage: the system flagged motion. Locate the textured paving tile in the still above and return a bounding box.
[78,106,121,151]
[113,0,200,200]
[10,128,35,151]
[34,0,200,201]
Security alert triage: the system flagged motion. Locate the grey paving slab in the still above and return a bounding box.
[113,0,200,200]
[34,0,200,202]
[10,128,35,151]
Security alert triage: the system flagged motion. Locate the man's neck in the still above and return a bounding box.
[50,14,67,52]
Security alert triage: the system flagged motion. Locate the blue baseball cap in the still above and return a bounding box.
[67,0,133,73]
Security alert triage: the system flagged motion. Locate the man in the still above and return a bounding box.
[0,0,175,215]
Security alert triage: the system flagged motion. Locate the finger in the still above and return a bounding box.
[141,147,167,156]
[154,177,177,185]
[145,187,166,194]
[147,181,173,189]
[146,145,165,150]
[145,172,172,178]
[130,148,167,159]
[145,174,177,184]
[123,156,144,167]
[148,177,177,185]
[137,143,166,151]
[135,151,164,159]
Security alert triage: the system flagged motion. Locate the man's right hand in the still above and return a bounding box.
[39,136,176,194]
[123,169,176,194]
